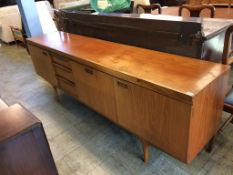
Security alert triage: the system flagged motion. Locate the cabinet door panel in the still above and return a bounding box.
[71,62,117,122]
[29,45,57,86]
[114,78,191,160]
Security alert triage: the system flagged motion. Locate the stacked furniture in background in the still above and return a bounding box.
[10,26,26,46]
[53,0,90,9]
[0,1,55,43]
[0,5,21,43]
[188,0,232,6]
[178,4,215,17]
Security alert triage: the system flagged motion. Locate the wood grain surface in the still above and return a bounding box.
[27,32,230,104]
[27,32,230,163]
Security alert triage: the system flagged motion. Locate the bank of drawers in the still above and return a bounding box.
[51,54,76,96]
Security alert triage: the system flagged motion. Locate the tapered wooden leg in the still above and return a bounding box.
[141,139,149,163]
[206,136,215,153]
[220,114,233,132]
[53,86,59,101]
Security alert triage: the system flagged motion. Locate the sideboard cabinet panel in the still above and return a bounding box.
[71,62,117,122]
[28,45,57,86]
[27,32,230,163]
[114,78,192,161]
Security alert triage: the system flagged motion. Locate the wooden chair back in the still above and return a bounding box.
[178,4,215,17]
[10,26,25,44]
[221,24,233,129]
[222,24,233,65]
[136,3,161,14]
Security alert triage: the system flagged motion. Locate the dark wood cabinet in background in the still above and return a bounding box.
[150,0,187,6]
[0,104,58,175]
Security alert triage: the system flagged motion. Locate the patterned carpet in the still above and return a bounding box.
[0,44,232,175]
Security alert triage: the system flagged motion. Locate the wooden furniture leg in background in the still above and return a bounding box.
[10,26,26,47]
[53,86,59,101]
[141,139,149,163]
[206,136,215,153]
[220,114,233,132]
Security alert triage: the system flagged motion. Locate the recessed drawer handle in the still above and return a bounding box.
[84,68,94,75]
[42,51,48,56]
[117,81,128,89]
[58,76,75,86]
[53,56,68,62]
[54,63,71,72]
[63,80,75,86]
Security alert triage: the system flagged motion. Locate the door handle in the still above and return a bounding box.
[117,81,128,89]
[58,76,75,87]
[54,63,72,72]
[42,51,48,56]
[84,68,94,75]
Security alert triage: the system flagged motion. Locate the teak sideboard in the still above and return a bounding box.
[27,31,230,164]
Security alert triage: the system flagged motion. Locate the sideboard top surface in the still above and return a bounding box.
[27,31,230,103]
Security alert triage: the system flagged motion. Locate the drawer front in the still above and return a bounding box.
[52,54,71,69]
[54,63,74,82]
[57,76,76,96]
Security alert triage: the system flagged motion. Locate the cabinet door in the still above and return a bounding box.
[71,62,117,122]
[28,45,57,86]
[114,78,191,158]
[114,79,156,139]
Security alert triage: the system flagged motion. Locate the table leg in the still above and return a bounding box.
[141,139,149,163]
[206,136,215,153]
